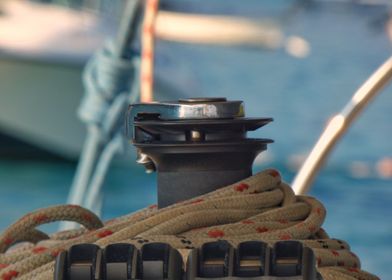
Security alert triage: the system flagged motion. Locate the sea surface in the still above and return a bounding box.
[0,1,391,279]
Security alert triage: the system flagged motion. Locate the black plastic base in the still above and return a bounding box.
[158,169,251,207]
[130,110,273,208]
[137,140,270,208]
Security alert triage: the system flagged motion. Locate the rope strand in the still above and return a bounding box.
[0,169,379,280]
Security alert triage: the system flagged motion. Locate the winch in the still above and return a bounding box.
[126,97,273,207]
[50,98,368,280]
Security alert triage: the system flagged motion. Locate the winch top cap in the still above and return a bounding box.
[127,97,244,121]
[178,97,228,103]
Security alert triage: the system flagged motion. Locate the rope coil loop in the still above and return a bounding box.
[78,41,139,126]
[0,205,103,254]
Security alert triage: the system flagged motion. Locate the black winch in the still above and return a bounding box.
[55,98,324,280]
[126,97,273,207]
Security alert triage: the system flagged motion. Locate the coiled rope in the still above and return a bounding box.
[0,169,379,280]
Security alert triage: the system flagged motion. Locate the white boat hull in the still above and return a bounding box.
[0,58,86,159]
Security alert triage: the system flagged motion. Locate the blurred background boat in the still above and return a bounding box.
[0,0,391,278]
[0,0,115,159]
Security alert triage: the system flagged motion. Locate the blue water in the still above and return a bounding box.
[0,1,391,279]
[155,2,392,166]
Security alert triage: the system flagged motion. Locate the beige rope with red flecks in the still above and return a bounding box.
[0,169,379,280]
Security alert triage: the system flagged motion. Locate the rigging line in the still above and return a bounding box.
[292,56,392,195]
[61,0,143,230]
